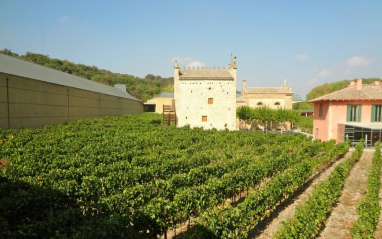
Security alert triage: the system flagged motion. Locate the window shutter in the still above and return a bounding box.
[371,105,375,122]
[357,104,362,122]
[346,105,351,121]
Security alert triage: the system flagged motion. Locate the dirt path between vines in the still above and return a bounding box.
[317,150,373,239]
[250,151,354,239]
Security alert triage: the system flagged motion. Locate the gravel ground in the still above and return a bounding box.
[317,151,374,239]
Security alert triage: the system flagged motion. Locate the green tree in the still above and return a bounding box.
[0,50,174,101]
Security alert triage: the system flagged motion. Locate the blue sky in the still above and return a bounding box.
[1,0,381,99]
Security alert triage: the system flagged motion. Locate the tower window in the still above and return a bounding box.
[208,98,213,104]
[202,116,207,122]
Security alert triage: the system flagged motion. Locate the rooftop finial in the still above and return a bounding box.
[232,56,237,69]
[284,79,287,87]
[174,59,179,69]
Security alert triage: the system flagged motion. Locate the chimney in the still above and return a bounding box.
[242,78,247,96]
[374,80,382,87]
[348,81,355,87]
[355,78,363,90]
[114,84,126,92]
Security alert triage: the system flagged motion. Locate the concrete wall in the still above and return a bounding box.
[0,76,8,129]
[0,73,143,129]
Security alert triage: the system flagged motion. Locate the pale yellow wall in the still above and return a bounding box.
[146,97,174,114]
[236,91,293,131]
[0,77,8,129]
[0,72,143,129]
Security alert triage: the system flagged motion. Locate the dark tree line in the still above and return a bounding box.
[0,49,173,102]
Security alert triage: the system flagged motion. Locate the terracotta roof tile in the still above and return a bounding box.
[245,87,292,94]
[178,69,234,80]
[236,95,245,102]
[309,84,382,102]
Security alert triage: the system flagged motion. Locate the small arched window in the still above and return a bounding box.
[257,102,263,106]
[275,102,280,106]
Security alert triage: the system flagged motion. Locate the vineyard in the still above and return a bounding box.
[0,113,381,239]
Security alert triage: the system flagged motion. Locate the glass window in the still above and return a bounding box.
[347,104,362,122]
[319,103,323,117]
[371,105,382,122]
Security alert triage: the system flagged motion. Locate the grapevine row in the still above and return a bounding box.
[275,140,364,239]
[186,141,350,238]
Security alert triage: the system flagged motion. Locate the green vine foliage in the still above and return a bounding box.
[0,113,332,238]
[237,105,306,129]
[186,141,349,238]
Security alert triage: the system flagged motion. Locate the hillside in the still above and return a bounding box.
[306,78,381,101]
[0,49,173,102]
[293,78,381,111]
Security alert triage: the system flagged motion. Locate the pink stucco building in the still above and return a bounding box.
[309,79,382,147]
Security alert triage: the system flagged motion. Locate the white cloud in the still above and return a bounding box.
[187,61,206,68]
[59,16,73,23]
[305,78,319,85]
[317,69,332,77]
[172,57,193,63]
[171,57,207,68]
[296,54,308,60]
[346,56,373,66]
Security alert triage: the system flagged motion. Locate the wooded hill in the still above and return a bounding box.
[306,78,381,101]
[293,77,380,111]
[0,49,173,102]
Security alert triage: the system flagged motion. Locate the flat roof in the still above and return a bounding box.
[340,122,382,130]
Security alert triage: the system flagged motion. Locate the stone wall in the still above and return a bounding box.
[175,79,236,130]
[244,93,293,109]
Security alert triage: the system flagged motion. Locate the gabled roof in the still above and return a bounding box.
[0,54,140,101]
[178,69,234,80]
[245,87,293,94]
[156,92,174,98]
[236,95,245,102]
[292,94,303,102]
[308,83,382,103]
